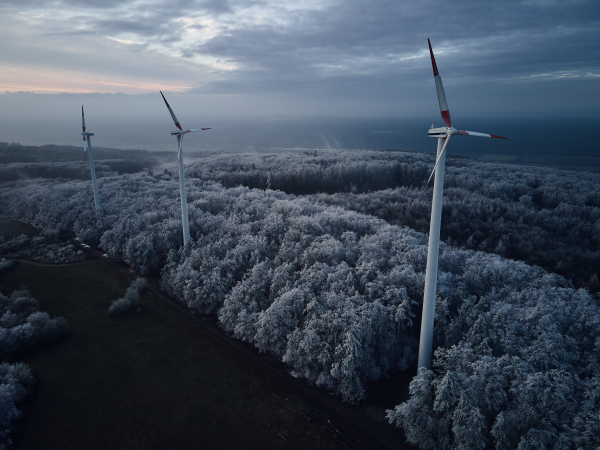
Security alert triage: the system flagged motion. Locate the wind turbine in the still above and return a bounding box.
[160,91,211,246]
[81,106,100,208]
[417,39,509,372]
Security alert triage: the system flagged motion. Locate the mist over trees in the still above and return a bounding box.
[0,159,163,182]
[184,150,431,194]
[0,142,166,165]
[0,149,598,448]
[0,142,168,181]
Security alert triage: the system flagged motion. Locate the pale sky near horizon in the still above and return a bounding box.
[0,0,599,119]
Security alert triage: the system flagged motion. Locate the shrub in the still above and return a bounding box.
[108,278,148,316]
[0,288,68,360]
[0,362,35,449]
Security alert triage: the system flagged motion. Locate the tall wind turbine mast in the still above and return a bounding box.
[160,91,211,246]
[417,39,509,372]
[81,106,100,208]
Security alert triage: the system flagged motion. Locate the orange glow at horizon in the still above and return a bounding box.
[0,65,191,95]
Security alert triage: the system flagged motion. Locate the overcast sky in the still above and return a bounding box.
[0,0,599,120]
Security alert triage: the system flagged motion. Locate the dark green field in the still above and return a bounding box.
[0,261,339,450]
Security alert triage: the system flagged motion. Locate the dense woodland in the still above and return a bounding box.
[0,142,165,181]
[0,148,599,448]
[0,142,166,165]
[182,151,600,290]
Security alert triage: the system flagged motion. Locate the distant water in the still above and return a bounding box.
[0,116,597,160]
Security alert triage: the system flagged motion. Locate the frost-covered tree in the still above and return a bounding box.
[108,278,148,316]
[0,362,35,449]
[0,288,68,359]
[0,287,67,448]
[0,259,12,273]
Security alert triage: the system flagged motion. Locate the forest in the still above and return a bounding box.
[0,142,165,181]
[0,147,599,448]
[0,282,68,449]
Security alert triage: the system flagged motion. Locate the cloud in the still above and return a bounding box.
[0,0,598,117]
[183,0,600,91]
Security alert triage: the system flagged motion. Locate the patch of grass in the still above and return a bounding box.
[1,261,337,450]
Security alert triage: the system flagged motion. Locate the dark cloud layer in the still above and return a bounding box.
[0,0,598,117]
[188,0,600,90]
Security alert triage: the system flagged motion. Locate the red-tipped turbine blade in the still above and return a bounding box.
[457,130,510,139]
[160,91,182,131]
[185,128,212,133]
[428,39,451,128]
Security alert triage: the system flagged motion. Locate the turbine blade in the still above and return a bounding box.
[82,105,86,140]
[185,128,212,133]
[160,91,182,131]
[457,130,510,139]
[417,135,451,205]
[428,39,451,128]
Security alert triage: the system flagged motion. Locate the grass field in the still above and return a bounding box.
[0,261,339,450]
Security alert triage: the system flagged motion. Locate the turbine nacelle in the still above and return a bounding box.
[428,126,456,138]
[81,132,95,137]
[428,126,508,140]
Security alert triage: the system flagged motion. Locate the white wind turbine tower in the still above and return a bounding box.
[81,106,100,208]
[160,91,211,246]
[417,39,509,372]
